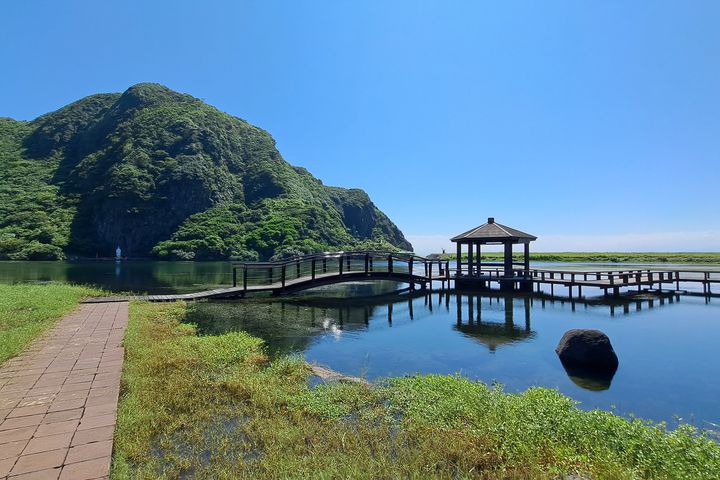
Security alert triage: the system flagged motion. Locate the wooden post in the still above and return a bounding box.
[311,259,316,280]
[323,258,327,273]
[467,242,474,276]
[523,242,530,278]
[503,241,513,278]
[233,267,237,287]
[476,243,481,275]
[707,272,712,294]
[456,242,462,276]
[409,257,414,277]
[243,267,248,291]
[339,256,344,276]
[364,253,369,273]
[388,254,393,273]
[370,256,373,271]
[346,255,351,271]
[281,265,286,288]
[268,267,273,285]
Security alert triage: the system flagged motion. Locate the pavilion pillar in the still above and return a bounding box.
[503,241,513,278]
[456,242,462,276]
[476,243,482,275]
[467,242,474,275]
[523,242,530,276]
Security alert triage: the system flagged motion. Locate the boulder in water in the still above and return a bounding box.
[555,329,619,372]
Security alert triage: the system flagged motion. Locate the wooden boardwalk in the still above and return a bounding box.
[82,251,719,303]
[461,267,720,297]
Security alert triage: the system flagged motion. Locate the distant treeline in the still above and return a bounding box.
[435,252,720,264]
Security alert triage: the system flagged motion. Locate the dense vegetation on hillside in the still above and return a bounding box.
[0,84,411,261]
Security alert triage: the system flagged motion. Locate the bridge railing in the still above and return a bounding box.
[231,251,450,291]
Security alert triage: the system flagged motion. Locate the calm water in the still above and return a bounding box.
[188,283,720,430]
[2,260,718,429]
[0,260,231,294]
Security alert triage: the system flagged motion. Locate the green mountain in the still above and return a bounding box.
[0,83,411,261]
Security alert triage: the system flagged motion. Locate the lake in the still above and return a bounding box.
[1,260,718,430]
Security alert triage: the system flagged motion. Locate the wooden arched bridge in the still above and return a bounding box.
[105,251,450,302]
[231,251,450,296]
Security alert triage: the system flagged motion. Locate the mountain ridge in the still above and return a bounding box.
[0,83,411,260]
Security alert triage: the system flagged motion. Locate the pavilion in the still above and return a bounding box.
[450,217,537,291]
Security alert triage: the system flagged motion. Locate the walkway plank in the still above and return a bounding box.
[0,302,127,480]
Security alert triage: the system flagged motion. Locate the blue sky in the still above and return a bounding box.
[2,1,719,253]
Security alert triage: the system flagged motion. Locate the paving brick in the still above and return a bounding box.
[57,456,110,480]
[42,409,83,424]
[0,439,28,459]
[0,426,37,444]
[34,420,79,438]
[64,374,95,385]
[22,432,73,455]
[70,426,114,447]
[0,398,20,410]
[8,467,62,479]
[77,414,115,432]
[47,399,86,413]
[7,405,51,418]
[0,414,46,431]
[64,439,112,465]
[0,456,17,477]
[17,396,56,408]
[82,404,116,419]
[9,448,66,476]
[58,382,91,394]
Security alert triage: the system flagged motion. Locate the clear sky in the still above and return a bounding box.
[2,1,719,254]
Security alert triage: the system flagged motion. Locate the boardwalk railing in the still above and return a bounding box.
[454,265,719,296]
[232,251,451,293]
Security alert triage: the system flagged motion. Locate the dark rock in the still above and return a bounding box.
[555,329,619,372]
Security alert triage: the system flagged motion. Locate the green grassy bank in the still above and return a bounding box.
[113,301,720,479]
[436,252,720,264]
[0,283,101,363]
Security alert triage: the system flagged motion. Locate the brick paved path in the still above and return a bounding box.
[0,302,128,480]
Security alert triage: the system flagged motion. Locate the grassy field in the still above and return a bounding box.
[113,301,720,479]
[437,252,720,264]
[0,283,101,363]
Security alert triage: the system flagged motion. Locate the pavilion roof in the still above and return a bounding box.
[450,218,537,243]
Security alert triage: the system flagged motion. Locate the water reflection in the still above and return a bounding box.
[185,284,720,426]
[453,295,535,353]
[560,359,616,391]
[0,260,233,294]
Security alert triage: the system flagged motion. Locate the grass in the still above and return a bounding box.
[113,301,720,479]
[0,283,102,363]
[437,252,720,264]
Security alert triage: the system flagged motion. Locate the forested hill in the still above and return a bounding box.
[0,83,412,261]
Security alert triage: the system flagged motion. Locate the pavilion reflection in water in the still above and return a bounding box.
[452,294,535,353]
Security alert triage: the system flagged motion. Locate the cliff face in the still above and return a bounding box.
[0,84,412,260]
